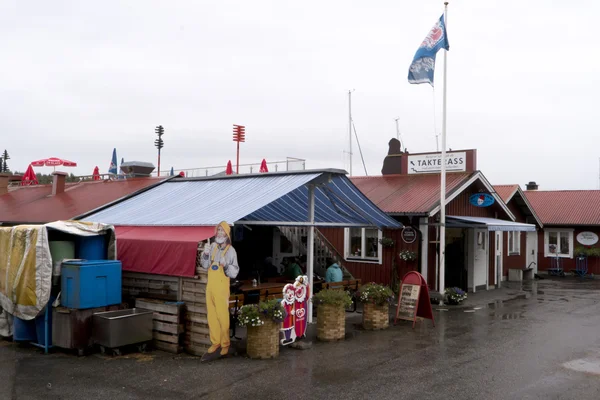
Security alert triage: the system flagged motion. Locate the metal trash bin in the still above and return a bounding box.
[92,308,152,350]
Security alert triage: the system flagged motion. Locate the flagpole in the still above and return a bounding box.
[438,1,449,299]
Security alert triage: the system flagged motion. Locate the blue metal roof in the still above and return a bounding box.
[242,175,401,228]
[84,171,401,228]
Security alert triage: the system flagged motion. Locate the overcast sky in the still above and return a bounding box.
[1,1,597,189]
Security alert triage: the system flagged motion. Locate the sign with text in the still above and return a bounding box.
[396,284,421,322]
[408,151,466,174]
[577,232,599,246]
[394,271,435,329]
[401,226,417,244]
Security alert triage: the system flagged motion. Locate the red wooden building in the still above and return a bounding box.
[525,185,600,275]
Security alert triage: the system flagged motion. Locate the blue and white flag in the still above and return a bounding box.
[108,148,118,174]
[408,15,449,86]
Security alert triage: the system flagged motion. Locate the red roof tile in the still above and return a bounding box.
[494,185,520,203]
[0,177,166,224]
[525,190,600,226]
[350,172,474,214]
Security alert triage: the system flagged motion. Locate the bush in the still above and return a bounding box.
[313,289,352,308]
[238,299,286,327]
[356,283,395,306]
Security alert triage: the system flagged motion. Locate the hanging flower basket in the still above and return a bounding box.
[399,250,417,262]
[357,283,393,330]
[314,289,352,341]
[379,237,395,248]
[238,300,285,359]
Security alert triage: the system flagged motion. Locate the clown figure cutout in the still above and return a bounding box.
[294,275,309,339]
[280,284,296,345]
[199,221,239,362]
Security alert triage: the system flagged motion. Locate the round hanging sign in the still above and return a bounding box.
[469,193,495,208]
[576,231,599,246]
[401,226,417,244]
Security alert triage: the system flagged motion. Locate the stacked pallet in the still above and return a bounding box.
[135,298,184,353]
[181,272,211,356]
[123,272,179,300]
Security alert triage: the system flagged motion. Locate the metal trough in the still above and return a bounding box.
[92,308,153,349]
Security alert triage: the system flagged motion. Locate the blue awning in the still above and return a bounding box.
[84,170,401,229]
[447,216,536,232]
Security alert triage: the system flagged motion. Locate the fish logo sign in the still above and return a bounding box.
[469,193,495,208]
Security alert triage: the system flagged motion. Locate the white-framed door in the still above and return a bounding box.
[495,231,503,287]
[526,231,538,273]
[471,229,488,292]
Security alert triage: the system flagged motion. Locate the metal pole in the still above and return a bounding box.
[348,90,353,176]
[438,2,449,298]
[307,184,315,324]
[395,118,401,142]
[236,141,240,174]
[157,149,161,177]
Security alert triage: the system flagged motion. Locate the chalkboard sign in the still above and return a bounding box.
[396,283,421,322]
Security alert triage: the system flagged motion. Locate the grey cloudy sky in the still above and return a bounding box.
[1,1,597,189]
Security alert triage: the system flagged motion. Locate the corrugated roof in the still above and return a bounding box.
[525,190,600,226]
[350,172,474,214]
[0,177,165,224]
[494,184,520,202]
[85,172,402,228]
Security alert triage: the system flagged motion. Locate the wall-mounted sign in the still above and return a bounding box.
[577,231,599,246]
[407,151,466,174]
[469,193,495,208]
[401,227,417,244]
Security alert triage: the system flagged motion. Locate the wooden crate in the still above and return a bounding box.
[123,273,179,300]
[181,276,210,356]
[136,298,184,354]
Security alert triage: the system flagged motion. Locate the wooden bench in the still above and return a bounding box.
[508,268,534,282]
[321,279,362,312]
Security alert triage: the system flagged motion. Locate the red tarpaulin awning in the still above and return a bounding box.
[115,226,214,277]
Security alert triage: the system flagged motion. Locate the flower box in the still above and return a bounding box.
[246,319,280,359]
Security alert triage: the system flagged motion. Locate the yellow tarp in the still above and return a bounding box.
[0,220,115,320]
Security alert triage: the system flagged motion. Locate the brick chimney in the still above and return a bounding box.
[52,171,68,195]
[526,181,538,191]
[0,173,9,196]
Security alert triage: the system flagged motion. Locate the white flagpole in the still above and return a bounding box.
[438,1,449,299]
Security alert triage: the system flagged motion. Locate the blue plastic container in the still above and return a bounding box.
[61,260,122,309]
[76,235,107,260]
[35,296,56,346]
[13,317,36,341]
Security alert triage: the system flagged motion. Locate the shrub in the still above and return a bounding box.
[238,299,286,327]
[313,289,352,308]
[356,283,395,306]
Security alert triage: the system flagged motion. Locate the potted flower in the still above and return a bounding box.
[379,237,395,248]
[357,283,394,330]
[444,287,467,305]
[399,250,417,262]
[313,289,352,341]
[238,299,286,359]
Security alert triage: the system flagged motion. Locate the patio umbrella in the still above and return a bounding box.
[226,160,233,175]
[259,159,269,173]
[30,157,77,171]
[20,164,38,186]
[108,149,117,175]
[92,166,101,181]
[170,167,174,176]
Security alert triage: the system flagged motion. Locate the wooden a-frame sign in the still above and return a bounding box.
[394,271,435,328]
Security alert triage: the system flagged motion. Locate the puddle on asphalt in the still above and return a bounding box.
[564,357,600,375]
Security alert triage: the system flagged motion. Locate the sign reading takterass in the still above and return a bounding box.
[408,151,466,174]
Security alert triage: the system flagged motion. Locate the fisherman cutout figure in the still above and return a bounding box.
[200,221,239,362]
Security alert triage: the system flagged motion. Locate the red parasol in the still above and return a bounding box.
[31,157,77,172]
[92,166,101,181]
[20,164,38,186]
[225,160,233,175]
[259,159,269,173]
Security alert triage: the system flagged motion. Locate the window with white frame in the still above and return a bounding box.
[508,231,521,255]
[344,228,382,263]
[544,229,573,258]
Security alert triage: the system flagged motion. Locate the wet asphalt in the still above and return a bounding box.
[2,277,600,400]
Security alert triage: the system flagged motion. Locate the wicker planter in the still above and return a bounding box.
[246,319,280,359]
[362,303,390,330]
[317,304,345,341]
